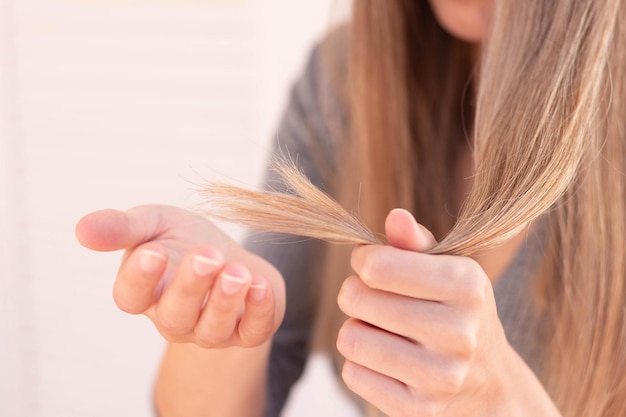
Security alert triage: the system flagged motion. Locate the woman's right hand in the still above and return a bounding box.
[75,204,285,348]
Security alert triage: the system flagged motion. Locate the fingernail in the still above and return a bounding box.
[220,273,247,295]
[249,283,267,301]
[139,250,166,274]
[191,255,221,276]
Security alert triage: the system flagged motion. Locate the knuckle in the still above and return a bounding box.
[194,329,228,348]
[447,257,470,280]
[336,321,357,359]
[341,361,361,391]
[455,258,488,305]
[352,247,385,287]
[450,256,477,279]
[239,332,268,348]
[337,277,363,314]
[158,315,192,337]
[465,281,488,306]
[454,330,478,361]
[439,362,468,396]
[113,288,144,315]
[358,254,378,286]
[239,321,273,348]
[350,246,370,274]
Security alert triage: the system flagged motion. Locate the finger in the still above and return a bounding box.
[237,275,276,347]
[156,247,224,339]
[337,319,467,397]
[194,263,252,347]
[338,276,474,353]
[385,208,437,252]
[76,209,135,251]
[351,245,486,302]
[341,360,423,417]
[113,244,168,314]
[76,205,181,252]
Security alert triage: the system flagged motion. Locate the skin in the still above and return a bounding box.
[76,1,563,415]
[428,0,495,42]
[76,207,561,416]
[76,206,285,416]
[331,3,559,414]
[337,209,561,416]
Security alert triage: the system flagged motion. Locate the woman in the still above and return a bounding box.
[76,0,626,416]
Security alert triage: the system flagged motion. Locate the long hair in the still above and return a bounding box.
[330,1,626,415]
[203,0,626,415]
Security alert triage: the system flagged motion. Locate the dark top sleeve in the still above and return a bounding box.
[241,45,338,417]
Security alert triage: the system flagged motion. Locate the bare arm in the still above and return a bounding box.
[155,343,271,417]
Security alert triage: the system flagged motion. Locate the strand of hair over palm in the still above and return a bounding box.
[200,158,384,246]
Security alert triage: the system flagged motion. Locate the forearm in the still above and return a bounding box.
[155,341,271,417]
[495,348,562,417]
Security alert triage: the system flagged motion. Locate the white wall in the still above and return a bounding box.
[0,0,359,416]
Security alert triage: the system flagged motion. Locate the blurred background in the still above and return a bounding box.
[0,0,360,416]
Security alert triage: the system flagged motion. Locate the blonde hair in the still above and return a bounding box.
[202,0,626,415]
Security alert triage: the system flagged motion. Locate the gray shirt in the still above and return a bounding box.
[245,45,544,417]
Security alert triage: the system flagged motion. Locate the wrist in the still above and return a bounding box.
[493,346,562,417]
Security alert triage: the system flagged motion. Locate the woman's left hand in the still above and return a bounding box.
[337,209,552,417]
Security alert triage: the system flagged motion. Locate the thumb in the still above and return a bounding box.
[75,208,139,251]
[76,205,168,252]
[384,208,437,252]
